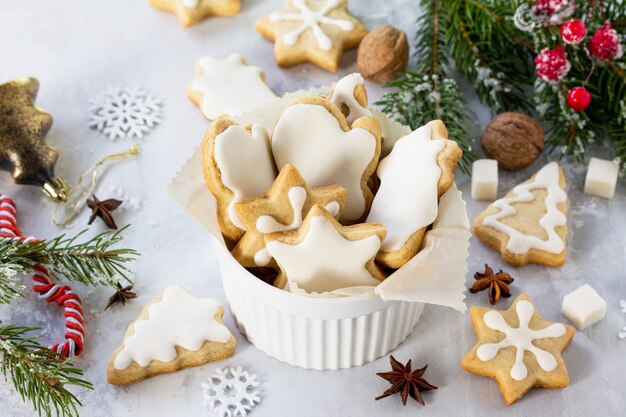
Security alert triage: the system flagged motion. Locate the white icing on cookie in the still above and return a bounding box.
[328,73,371,124]
[476,300,566,381]
[271,103,377,222]
[253,248,272,266]
[269,0,354,51]
[114,286,231,370]
[190,53,277,119]
[214,124,277,230]
[182,0,199,8]
[483,162,567,254]
[266,215,381,293]
[257,187,307,233]
[366,125,444,252]
[254,186,341,266]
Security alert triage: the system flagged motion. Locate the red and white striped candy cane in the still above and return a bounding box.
[0,194,85,357]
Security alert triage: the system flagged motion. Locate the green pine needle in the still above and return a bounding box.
[0,225,138,298]
[0,325,93,417]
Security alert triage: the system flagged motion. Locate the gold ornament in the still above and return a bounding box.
[0,77,67,200]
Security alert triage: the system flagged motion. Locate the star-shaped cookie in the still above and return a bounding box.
[0,77,58,187]
[461,294,575,405]
[149,0,240,28]
[188,53,277,120]
[265,204,386,292]
[256,0,368,72]
[232,164,347,270]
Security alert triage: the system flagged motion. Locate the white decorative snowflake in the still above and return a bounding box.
[619,327,626,340]
[620,299,626,314]
[89,86,161,140]
[202,367,261,417]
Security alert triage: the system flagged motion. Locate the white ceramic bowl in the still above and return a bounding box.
[214,236,426,370]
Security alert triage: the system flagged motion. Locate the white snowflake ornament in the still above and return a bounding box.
[89,86,161,140]
[620,299,626,314]
[619,327,626,340]
[202,367,261,417]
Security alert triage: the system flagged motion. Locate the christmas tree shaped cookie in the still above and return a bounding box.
[107,286,235,385]
[473,162,568,267]
[461,294,574,405]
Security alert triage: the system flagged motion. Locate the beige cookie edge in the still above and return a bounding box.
[461,294,575,405]
[107,296,236,386]
[150,0,241,28]
[201,117,246,242]
[473,167,568,267]
[375,119,462,268]
[231,164,348,268]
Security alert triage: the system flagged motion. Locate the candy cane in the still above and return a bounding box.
[0,195,85,357]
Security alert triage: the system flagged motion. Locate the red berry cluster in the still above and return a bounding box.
[533,3,624,112]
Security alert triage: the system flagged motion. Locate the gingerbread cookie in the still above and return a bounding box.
[202,117,277,241]
[149,0,240,28]
[327,73,371,124]
[107,286,235,385]
[461,294,574,405]
[271,96,381,223]
[265,204,386,291]
[232,164,346,268]
[188,53,277,120]
[366,120,462,268]
[473,162,568,267]
[256,0,368,72]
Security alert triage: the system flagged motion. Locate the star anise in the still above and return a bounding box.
[375,355,437,406]
[470,264,514,305]
[87,194,122,229]
[105,282,137,310]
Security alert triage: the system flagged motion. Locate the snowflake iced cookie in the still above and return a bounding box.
[265,204,386,292]
[202,117,277,241]
[271,96,381,223]
[202,367,261,417]
[473,162,568,267]
[461,294,574,405]
[366,120,462,268]
[232,164,346,269]
[188,53,277,120]
[107,286,235,385]
[256,0,368,72]
[89,86,161,140]
[149,0,240,28]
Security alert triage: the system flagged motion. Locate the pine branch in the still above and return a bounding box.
[376,0,477,173]
[442,0,533,113]
[0,225,138,297]
[0,325,93,417]
[0,245,27,304]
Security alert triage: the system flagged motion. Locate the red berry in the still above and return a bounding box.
[567,87,591,111]
[589,22,623,61]
[532,0,575,25]
[535,45,571,82]
[560,19,587,44]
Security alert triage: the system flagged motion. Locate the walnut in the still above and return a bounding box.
[357,26,409,83]
[481,112,544,170]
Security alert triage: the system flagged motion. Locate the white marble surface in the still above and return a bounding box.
[1,1,625,416]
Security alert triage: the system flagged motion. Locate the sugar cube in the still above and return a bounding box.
[584,157,619,199]
[561,284,607,330]
[472,159,498,200]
